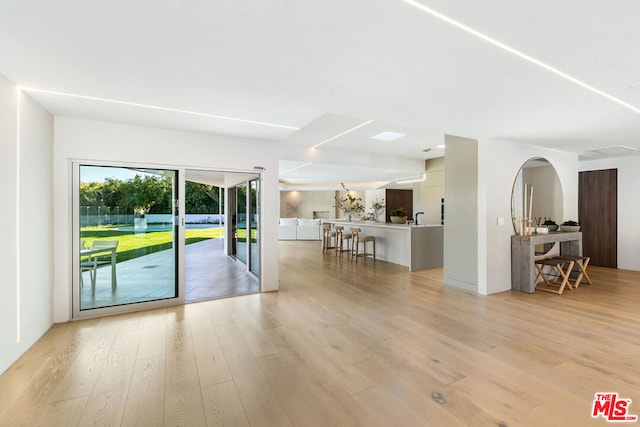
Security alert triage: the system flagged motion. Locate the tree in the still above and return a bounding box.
[121,175,172,215]
[185,182,220,213]
[79,175,225,217]
[79,182,103,206]
[101,177,124,208]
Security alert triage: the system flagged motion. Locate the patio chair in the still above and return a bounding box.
[80,240,98,289]
[87,240,119,294]
[91,240,119,256]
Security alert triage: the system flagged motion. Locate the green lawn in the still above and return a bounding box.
[81,226,224,263]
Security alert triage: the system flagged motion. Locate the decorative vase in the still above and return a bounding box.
[390,216,407,224]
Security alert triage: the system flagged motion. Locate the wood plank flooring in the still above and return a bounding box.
[2,240,640,426]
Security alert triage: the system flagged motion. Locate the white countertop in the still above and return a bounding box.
[322,219,442,230]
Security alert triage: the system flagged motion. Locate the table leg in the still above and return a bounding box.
[91,257,97,293]
[111,250,117,291]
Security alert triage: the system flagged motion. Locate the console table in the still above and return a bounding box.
[511,231,582,293]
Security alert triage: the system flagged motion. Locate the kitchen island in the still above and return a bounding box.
[322,220,443,271]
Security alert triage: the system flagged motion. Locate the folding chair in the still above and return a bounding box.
[557,255,592,288]
[535,257,575,295]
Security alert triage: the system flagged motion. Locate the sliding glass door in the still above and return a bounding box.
[235,182,248,265]
[229,177,260,278]
[74,164,262,318]
[76,165,178,312]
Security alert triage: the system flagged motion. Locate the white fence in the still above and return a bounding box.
[146,214,224,224]
[81,213,224,226]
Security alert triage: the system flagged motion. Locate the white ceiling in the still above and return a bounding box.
[185,170,259,188]
[1,0,639,189]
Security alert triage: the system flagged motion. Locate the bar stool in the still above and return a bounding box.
[557,255,592,287]
[534,257,575,294]
[334,226,352,257]
[322,223,336,254]
[350,227,375,263]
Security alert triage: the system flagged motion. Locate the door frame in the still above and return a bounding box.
[248,177,260,277]
[72,161,185,319]
[226,176,261,279]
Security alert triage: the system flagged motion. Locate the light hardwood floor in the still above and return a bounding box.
[1,240,639,426]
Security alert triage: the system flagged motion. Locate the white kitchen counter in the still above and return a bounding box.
[323,220,443,271]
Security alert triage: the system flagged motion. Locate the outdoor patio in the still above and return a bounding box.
[80,238,259,310]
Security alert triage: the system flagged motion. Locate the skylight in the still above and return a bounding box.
[370,131,407,141]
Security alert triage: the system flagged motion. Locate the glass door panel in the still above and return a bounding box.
[235,182,248,265]
[78,165,178,311]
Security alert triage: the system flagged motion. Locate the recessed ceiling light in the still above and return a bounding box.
[396,173,426,184]
[370,131,407,141]
[19,86,300,130]
[437,144,445,149]
[591,146,639,156]
[422,148,431,152]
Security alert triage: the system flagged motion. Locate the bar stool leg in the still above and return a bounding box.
[353,235,359,263]
[355,239,359,263]
[372,240,376,262]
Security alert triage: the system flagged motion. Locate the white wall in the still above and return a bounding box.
[364,189,385,222]
[53,117,280,322]
[580,157,640,271]
[279,190,335,218]
[19,92,54,355]
[0,75,54,375]
[478,139,578,295]
[414,157,444,225]
[443,135,479,291]
[278,188,397,222]
[334,188,366,220]
[0,74,19,375]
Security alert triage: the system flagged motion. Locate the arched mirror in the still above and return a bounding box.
[511,157,563,236]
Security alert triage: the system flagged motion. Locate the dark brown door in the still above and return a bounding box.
[578,169,617,267]
[385,189,413,222]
